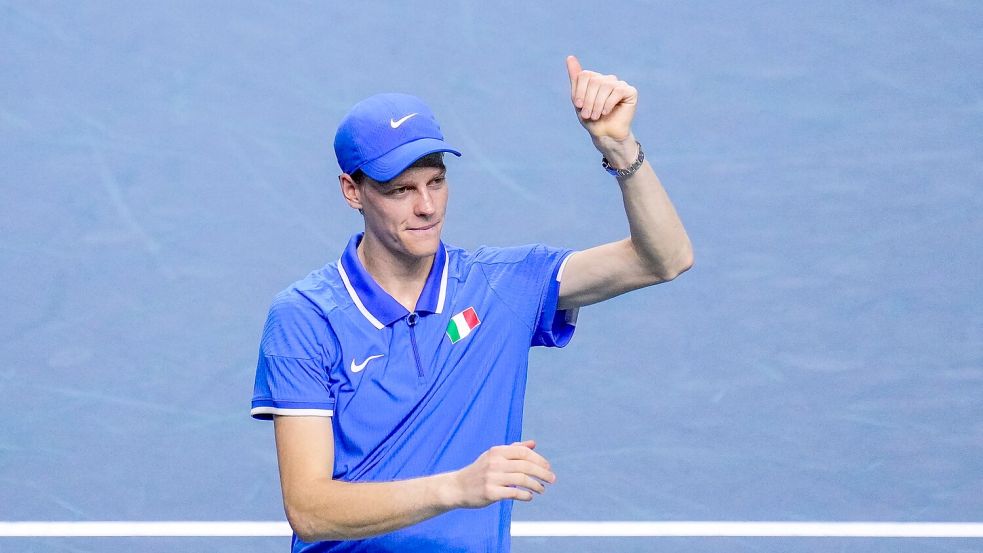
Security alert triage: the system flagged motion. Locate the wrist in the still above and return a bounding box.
[431,471,462,509]
[593,132,637,167]
[600,140,645,179]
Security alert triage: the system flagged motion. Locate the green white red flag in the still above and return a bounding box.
[446,306,480,344]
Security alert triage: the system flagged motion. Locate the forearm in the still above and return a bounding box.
[285,471,459,542]
[595,134,693,279]
[275,414,552,544]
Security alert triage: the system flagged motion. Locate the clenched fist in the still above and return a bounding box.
[566,55,638,144]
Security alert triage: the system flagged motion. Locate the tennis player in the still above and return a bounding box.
[251,55,693,552]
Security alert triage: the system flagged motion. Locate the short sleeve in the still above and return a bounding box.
[251,293,338,420]
[478,244,579,348]
[532,248,579,347]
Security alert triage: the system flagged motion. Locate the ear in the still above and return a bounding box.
[339,173,364,212]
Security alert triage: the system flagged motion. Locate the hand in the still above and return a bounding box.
[450,439,557,508]
[566,55,638,143]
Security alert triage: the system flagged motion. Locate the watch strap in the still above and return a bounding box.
[601,141,644,178]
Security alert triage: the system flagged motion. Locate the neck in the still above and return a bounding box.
[357,233,434,312]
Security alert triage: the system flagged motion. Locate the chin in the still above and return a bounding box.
[407,238,441,258]
[401,228,442,257]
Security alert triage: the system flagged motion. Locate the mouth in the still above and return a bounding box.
[406,221,439,232]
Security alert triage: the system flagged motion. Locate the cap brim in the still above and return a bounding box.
[358,137,462,182]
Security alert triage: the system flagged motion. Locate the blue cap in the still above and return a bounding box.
[334,93,462,182]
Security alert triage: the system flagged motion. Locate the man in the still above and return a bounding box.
[251,55,693,552]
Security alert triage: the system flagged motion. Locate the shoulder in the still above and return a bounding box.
[447,243,547,270]
[446,243,573,290]
[262,262,348,350]
[444,244,542,285]
[271,261,348,319]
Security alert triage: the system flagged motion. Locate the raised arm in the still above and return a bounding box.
[273,415,556,542]
[558,55,693,310]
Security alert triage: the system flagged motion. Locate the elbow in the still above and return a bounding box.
[286,500,378,542]
[649,247,694,283]
[286,504,324,543]
[669,249,695,280]
[293,526,321,545]
[282,478,361,542]
[285,500,346,543]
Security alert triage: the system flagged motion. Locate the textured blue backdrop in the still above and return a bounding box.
[1,2,980,552]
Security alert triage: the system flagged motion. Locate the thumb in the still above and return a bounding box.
[511,439,537,450]
[565,55,582,86]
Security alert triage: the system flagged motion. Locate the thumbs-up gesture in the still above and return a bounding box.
[566,55,638,143]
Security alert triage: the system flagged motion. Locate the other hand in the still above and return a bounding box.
[566,55,638,143]
[451,439,557,508]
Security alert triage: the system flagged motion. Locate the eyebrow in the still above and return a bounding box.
[385,169,446,189]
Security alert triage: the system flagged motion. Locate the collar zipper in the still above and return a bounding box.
[406,312,424,380]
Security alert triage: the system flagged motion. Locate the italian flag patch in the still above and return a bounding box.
[446,306,480,344]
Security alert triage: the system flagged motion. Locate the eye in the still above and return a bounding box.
[387,186,409,196]
[429,176,446,187]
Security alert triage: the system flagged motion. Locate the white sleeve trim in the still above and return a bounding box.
[251,407,334,417]
[557,252,579,326]
[556,251,577,282]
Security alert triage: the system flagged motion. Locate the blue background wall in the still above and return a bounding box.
[1,2,980,551]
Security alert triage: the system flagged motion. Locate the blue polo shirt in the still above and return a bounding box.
[252,233,579,553]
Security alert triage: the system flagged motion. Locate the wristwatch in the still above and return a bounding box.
[601,141,644,178]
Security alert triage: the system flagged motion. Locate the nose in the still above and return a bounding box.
[415,188,436,217]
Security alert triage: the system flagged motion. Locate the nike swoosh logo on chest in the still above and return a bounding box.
[351,354,384,373]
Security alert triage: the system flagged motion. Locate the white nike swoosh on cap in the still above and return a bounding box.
[390,113,418,128]
[351,354,384,373]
